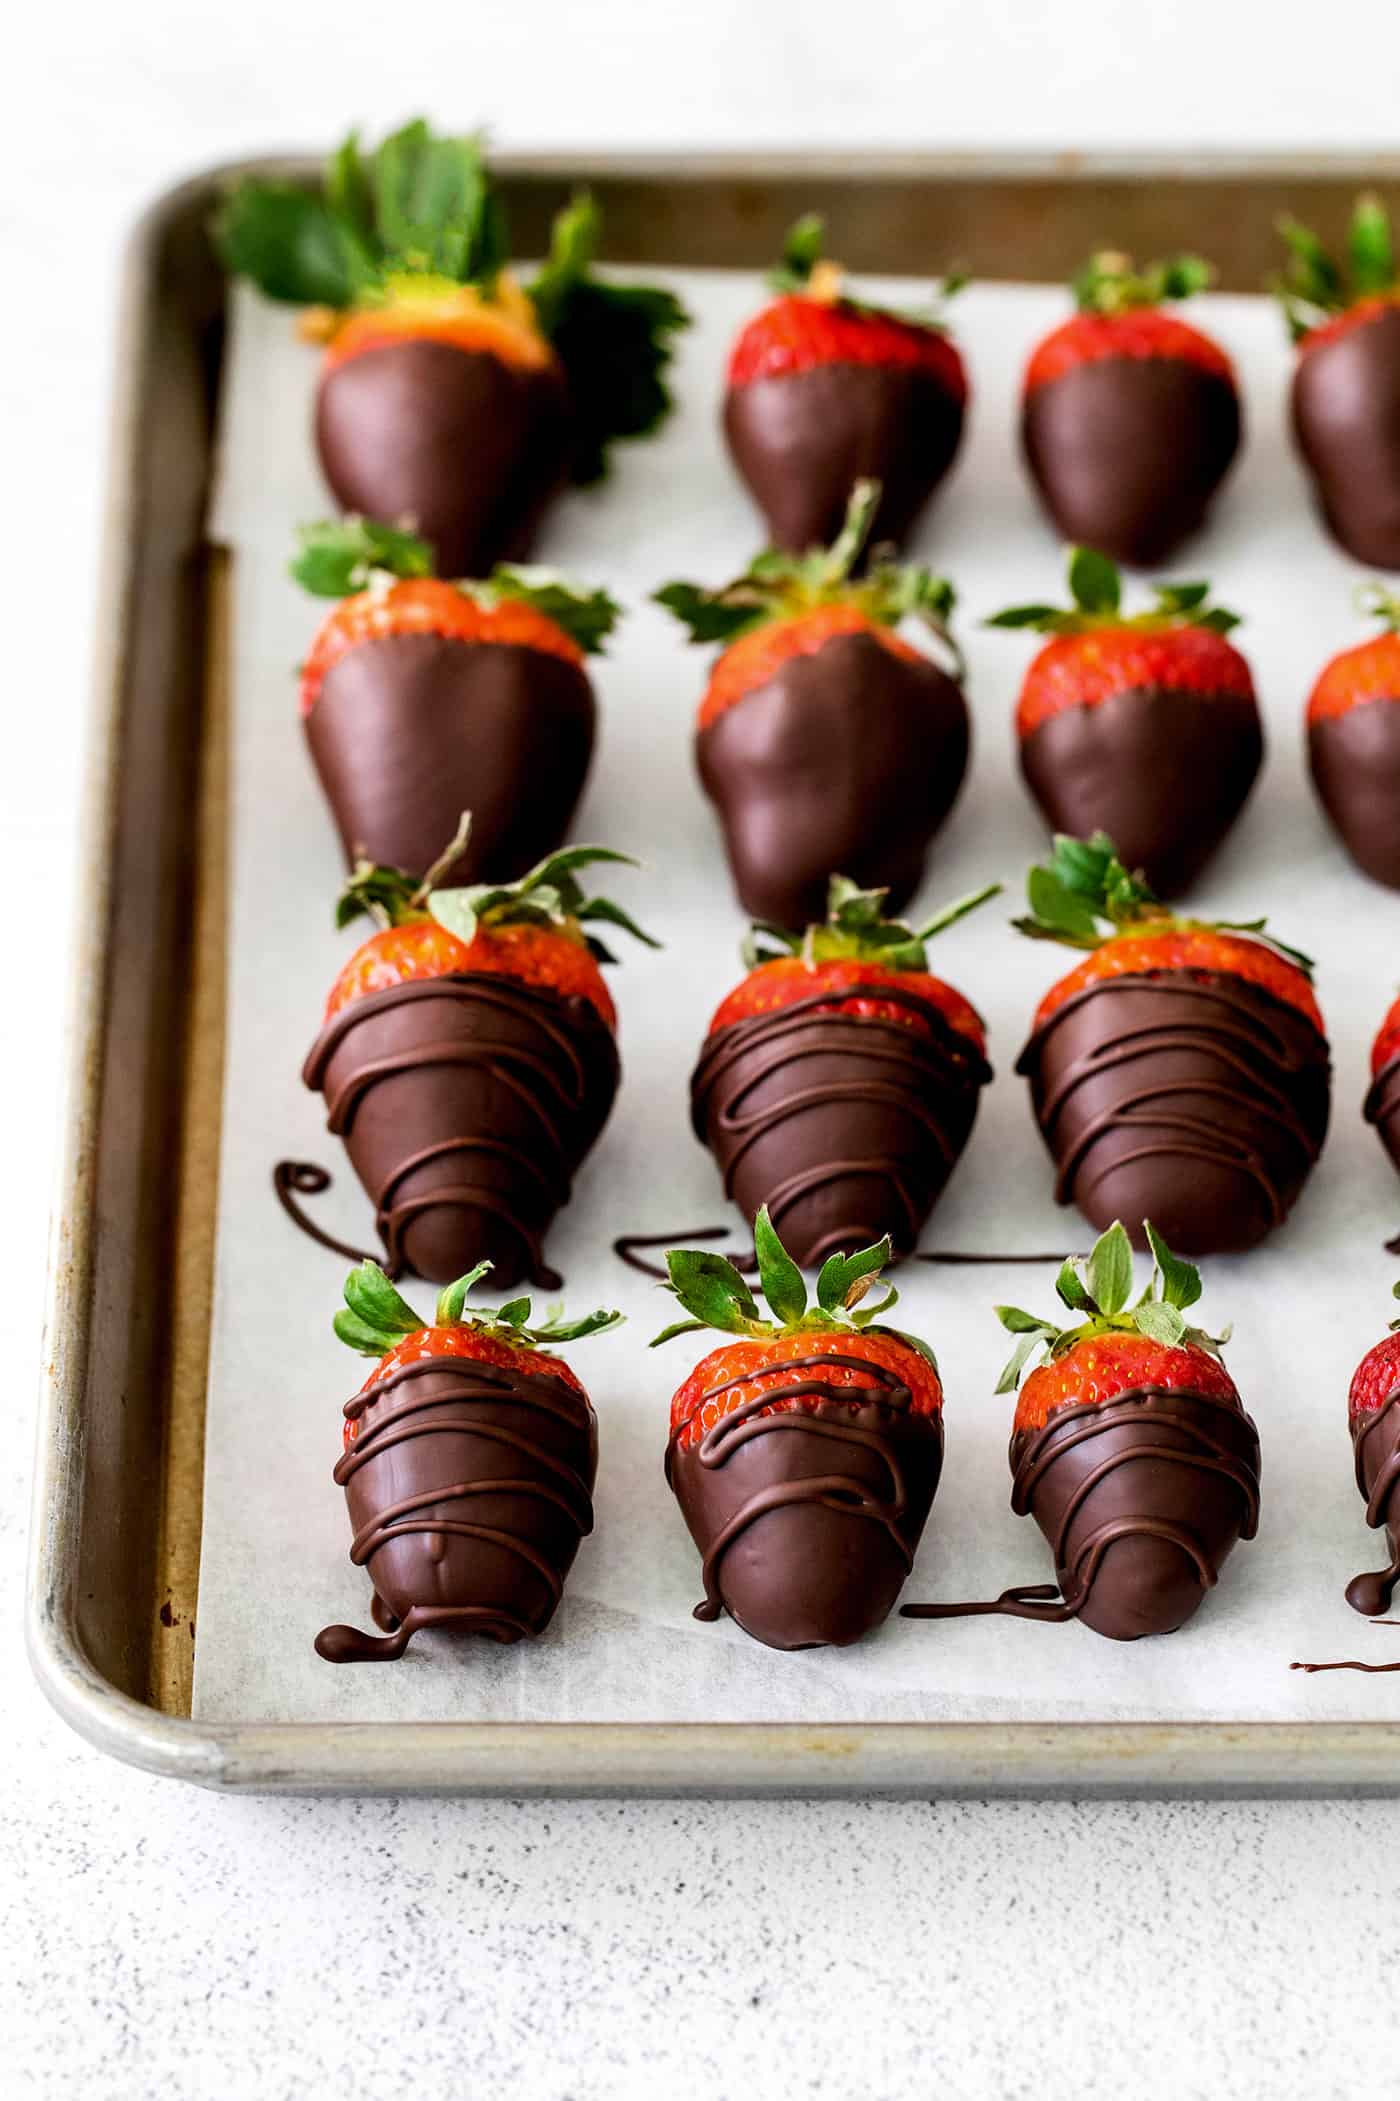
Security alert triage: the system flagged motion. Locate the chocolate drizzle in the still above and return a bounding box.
[690,986,991,1267]
[315,1352,597,1662]
[613,1229,1065,1280]
[272,1161,380,1265]
[1364,1055,1400,1185]
[1309,697,1400,892]
[1344,1390,1400,1616]
[1291,304,1400,570]
[1018,969,1330,1254]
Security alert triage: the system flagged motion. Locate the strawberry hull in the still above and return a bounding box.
[1292,304,1400,568]
[1308,695,1400,889]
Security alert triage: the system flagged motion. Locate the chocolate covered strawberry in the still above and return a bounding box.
[1364,989,1400,1177]
[989,547,1262,898]
[691,875,997,1267]
[1276,194,1400,567]
[1015,833,1330,1255]
[296,828,657,1287]
[1338,1285,1400,1620]
[219,122,688,575]
[656,1208,944,1649]
[658,480,970,928]
[315,1259,620,1662]
[723,215,968,553]
[293,517,617,885]
[1021,251,1240,565]
[1307,584,1400,889]
[904,1222,1259,1640]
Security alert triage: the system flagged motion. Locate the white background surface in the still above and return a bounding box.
[7,4,1400,2095]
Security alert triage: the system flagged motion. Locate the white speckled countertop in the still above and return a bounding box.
[9,5,1400,2091]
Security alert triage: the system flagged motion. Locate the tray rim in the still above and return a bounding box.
[29,151,1400,1796]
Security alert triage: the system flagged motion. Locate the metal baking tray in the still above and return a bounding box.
[28,148,1400,1795]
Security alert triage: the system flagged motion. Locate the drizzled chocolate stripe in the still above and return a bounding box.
[1345,1390,1400,1616]
[1364,1054,1400,1190]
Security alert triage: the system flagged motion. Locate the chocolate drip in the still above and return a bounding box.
[1018,969,1330,1255]
[1292,304,1400,570]
[1291,1655,1400,1675]
[273,1160,382,1267]
[315,1352,597,1663]
[1309,697,1400,892]
[302,973,618,1287]
[695,630,970,930]
[665,1353,942,1650]
[690,986,991,1268]
[1364,1054,1400,1183]
[1345,1391,1400,1616]
[613,1227,1064,1281]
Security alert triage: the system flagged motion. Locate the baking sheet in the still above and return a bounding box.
[196,265,1400,1725]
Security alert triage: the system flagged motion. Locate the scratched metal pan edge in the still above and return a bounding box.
[27,151,1400,1796]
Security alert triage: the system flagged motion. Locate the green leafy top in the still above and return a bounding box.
[655,479,963,676]
[1357,580,1400,637]
[994,1220,1227,1393]
[766,212,967,329]
[1012,831,1316,977]
[1273,193,1398,341]
[290,518,620,653]
[741,872,1000,973]
[986,545,1241,638]
[1071,250,1215,315]
[649,1204,937,1368]
[334,1257,622,1358]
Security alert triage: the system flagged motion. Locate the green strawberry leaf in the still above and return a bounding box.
[1055,1259,1094,1313]
[1144,1222,1203,1311]
[752,1205,809,1324]
[1086,1221,1133,1316]
[1068,546,1122,617]
[335,1260,427,1354]
[215,182,370,307]
[1133,1299,1188,1347]
[434,1262,495,1326]
[649,1318,711,1349]
[769,212,827,290]
[485,565,621,654]
[816,1239,894,1314]
[651,582,766,647]
[1350,193,1396,298]
[663,1248,765,1335]
[291,517,436,597]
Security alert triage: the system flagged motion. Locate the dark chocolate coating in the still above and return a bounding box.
[307,633,595,885]
[665,1353,943,1649]
[1346,1394,1400,1616]
[1022,358,1241,567]
[690,987,991,1267]
[303,973,618,1287]
[315,339,571,578]
[695,631,970,930]
[1308,696,1400,890]
[1018,969,1331,1255]
[1292,304,1400,569]
[723,363,965,554]
[1020,685,1262,900]
[1364,1053,1400,1176]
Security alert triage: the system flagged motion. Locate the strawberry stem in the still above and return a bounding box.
[987,546,1240,637]
[334,1257,623,1357]
[741,872,1000,973]
[994,1221,1227,1393]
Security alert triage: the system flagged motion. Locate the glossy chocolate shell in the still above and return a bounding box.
[1308,695,1400,890]
[1292,304,1400,569]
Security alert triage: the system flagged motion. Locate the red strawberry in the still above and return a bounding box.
[316,1259,618,1662]
[1278,196,1400,567]
[657,481,970,928]
[692,875,997,1266]
[1364,987,1400,1180]
[1021,252,1240,566]
[1339,1287,1400,1619]
[1307,585,1400,888]
[656,1209,944,1649]
[990,547,1262,898]
[723,216,967,553]
[1014,833,1330,1255]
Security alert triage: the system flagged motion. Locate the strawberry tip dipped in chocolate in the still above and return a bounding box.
[1275,193,1400,568]
[1015,832,1330,1255]
[315,1259,621,1662]
[1364,988,1400,1180]
[1307,582,1400,891]
[658,479,971,929]
[293,516,618,885]
[989,545,1263,899]
[691,873,999,1268]
[723,213,969,553]
[1339,1283,1400,1619]
[1021,249,1241,565]
[218,121,689,575]
[902,1221,1260,1641]
[656,1207,944,1650]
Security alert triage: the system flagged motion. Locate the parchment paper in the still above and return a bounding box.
[195,266,1400,1724]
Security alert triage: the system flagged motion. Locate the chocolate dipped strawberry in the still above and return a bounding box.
[1363,990,1400,1176]
[1340,1286,1400,1619]
[989,547,1262,899]
[904,1222,1259,1641]
[691,875,997,1267]
[296,828,657,1287]
[658,481,970,928]
[656,1209,944,1649]
[1307,584,1400,889]
[1276,194,1400,568]
[218,122,688,575]
[1015,833,1330,1255]
[293,517,617,885]
[723,215,968,553]
[1021,250,1241,565]
[315,1260,620,1662]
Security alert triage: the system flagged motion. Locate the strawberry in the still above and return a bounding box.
[1277,195,1400,567]
[692,875,997,1266]
[655,1207,944,1649]
[657,480,970,928]
[1364,986,1400,1181]
[989,547,1262,899]
[1337,1284,1400,1620]
[723,215,967,553]
[1021,250,1240,566]
[218,123,688,575]
[293,517,617,886]
[1014,833,1330,1254]
[315,1259,619,1662]
[905,1221,1259,1641]
[1307,584,1400,890]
